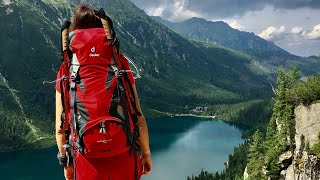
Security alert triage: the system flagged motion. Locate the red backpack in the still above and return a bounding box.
[58,10,141,180]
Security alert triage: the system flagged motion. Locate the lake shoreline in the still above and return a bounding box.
[146,108,218,119]
[0,137,56,153]
[173,113,217,119]
[1,112,225,152]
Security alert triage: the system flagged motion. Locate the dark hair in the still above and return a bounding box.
[70,5,103,31]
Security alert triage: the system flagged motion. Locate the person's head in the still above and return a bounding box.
[70,5,103,31]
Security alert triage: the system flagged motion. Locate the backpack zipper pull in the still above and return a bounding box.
[100,122,106,134]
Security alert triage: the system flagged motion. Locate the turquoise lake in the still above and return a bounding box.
[0,117,244,180]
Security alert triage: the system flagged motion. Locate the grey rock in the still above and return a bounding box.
[295,103,320,150]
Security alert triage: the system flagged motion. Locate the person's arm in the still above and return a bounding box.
[56,91,74,180]
[56,91,67,155]
[132,84,152,174]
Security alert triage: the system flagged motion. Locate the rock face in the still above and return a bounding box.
[295,103,320,149]
[281,103,320,180]
[302,155,320,180]
[281,152,320,180]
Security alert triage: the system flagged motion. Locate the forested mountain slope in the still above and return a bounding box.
[0,0,272,150]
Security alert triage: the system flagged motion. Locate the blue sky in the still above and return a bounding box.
[130,0,320,57]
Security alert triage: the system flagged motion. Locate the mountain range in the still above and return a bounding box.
[152,16,320,75]
[0,0,318,150]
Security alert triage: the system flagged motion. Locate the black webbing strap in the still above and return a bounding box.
[70,81,84,155]
[70,55,85,155]
[70,81,80,180]
[115,70,133,147]
[70,82,77,137]
[59,77,65,129]
[134,148,138,180]
[124,72,142,123]
[71,146,76,180]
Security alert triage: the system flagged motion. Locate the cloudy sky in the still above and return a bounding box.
[130,0,320,57]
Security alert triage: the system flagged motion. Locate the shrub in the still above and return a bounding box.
[293,74,320,105]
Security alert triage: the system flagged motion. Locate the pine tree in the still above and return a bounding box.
[247,130,267,180]
[264,67,301,179]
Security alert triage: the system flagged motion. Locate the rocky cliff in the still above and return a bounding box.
[295,103,320,148]
[280,103,320,180]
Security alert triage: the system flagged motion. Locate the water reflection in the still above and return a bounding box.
[147,116,201,152]
[143,118,244,180]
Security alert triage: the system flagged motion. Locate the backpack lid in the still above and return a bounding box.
[70,28,113,65]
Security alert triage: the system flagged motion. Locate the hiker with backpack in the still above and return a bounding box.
[55,5,152,180]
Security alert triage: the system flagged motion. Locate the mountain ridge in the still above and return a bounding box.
[152,15,320,75]
[151,16,290,58]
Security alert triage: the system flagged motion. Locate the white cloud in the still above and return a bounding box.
[147,6,165,17]
[305,24,320,40]
[256,24,320,55]
[226,20,245,30]
[146,0,201,22]
[291,27,303,34]
[169,0,201,22]
[288,42,302,46]
[258,26,286,40]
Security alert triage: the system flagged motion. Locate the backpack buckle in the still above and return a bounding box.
[99,122,106,134]
[111,37,120,47]
[70,71,81,84]
[111,64,121,77]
